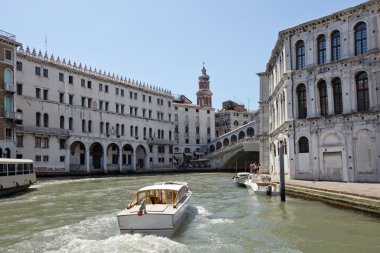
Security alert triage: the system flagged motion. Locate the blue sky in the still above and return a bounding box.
[3,0,366,110]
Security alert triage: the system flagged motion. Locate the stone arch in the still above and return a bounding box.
[135,145,147,170]
[223,138,230,147]
[70,141,86,171]
[122,144,133,170]
[216,141,222,150]
[89,142,104,171]
[320,130,345,146]
[230,135,238,145]
[246,127,255,137]
[106,143,120,171]
[4,148,11,158]
[238,131,245,140]
[209,145,215,153]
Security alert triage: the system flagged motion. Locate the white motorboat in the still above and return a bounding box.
[0,158,36,197]
[117,181,192,237]
[244,174,280,196]
[233,172,250,187]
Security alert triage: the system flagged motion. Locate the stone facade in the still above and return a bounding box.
[215,100,257,137]
[14,47,175,172]
[258,0,380,182]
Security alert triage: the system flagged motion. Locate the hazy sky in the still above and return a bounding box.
[3,0,366,110]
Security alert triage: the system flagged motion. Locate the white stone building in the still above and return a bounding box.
[258,0,380,182]
[172,66,215,166]
[14,47,175,173]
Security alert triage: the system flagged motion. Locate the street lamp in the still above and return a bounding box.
[278,133,286,202]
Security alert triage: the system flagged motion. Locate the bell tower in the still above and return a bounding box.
[196,63,213,108]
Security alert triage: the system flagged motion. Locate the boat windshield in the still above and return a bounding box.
[128,189,179,208]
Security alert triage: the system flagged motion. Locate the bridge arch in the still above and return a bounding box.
[238,131,245,140]
[223,138,230,147]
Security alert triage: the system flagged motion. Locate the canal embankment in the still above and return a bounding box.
[284,180,380,217]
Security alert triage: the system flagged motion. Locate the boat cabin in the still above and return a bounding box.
[127,184,188,209]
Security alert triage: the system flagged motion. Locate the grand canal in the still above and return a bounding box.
[1,173,379,253]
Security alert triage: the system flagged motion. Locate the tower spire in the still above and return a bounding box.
[196,63,213,108]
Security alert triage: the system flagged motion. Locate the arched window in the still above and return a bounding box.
[149,128,152,138]
[355,22,367,56]
[317,35,326,65]
[100,122,104,134]
[234,120,239,126]
[185,126,189,133]
[60,116,64,129]
[356,72,369,112]
[196,126,199,134]
[169,130,172,140]
[88,120,92,133]
[130,126,133,136]
[4,68,13,85]
[296,40,305,70]
[299,137,309,153]
[332,78,343,114]
[318,80,328,116]
[121,124,125,136]
[161,129,164,139]
[207,127,210,134]
[106,122,110,135]
[82,119,86,132]
[69,117,73,130]
[296,84,307,119]
[43,113,49,127]
[331,31,341,61]
[35,112,41,127]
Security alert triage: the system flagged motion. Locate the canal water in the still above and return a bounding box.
[1,173,379,253]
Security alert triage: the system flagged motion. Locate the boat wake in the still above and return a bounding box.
[6,213,189,253]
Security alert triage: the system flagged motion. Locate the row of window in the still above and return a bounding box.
[296,72,369,119]
[296,21,367,70]
[272,137,308,157]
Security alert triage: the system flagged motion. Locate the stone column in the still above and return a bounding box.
[307,78,317,118]
[119,149,123,172]
[327,84,334,115]
[65,148,70,172]
[103,151,107,174]
[85,150,90,173]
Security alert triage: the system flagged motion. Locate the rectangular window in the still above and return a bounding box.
[69,75,73,84]
[16,61,23,71]
[149,110,152,118]
[116,87,119,95]
[81,79,85,87]
[168,101,171,107]
[143,94,146,101]
[121,105,124,114]
[121,89,124,96]
[105,102,109,111]
[17,83,22,95]
[105,85,108,92]
[99,100,103,110]
[35,67,41,76]
[134,93,137,100]
[129,91,133,98]
[59,72,64,82]
[16,136,23,147]
[81,97,86,107]
[42,138,49,148]
[60,156,65,162]
[59,92,64,103]
[149,96,152,103]
[35,137,42,148]
[185,108,188,111]
[88,98,92,108]
[43,155,49,162]
[69,94,73,105]
[175,114,178,121]
[143,109,146,118]
[99,83,103,91]
[116,104,119,113]
[59,139,66,149]
[5,49,12,60]
[35,155,41,162]
[130,107,133,115]
[87,80,92,88]
[157,98,160,105]
[43,68,48,77]
[36,88,41,99]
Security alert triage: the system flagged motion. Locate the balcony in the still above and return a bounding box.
[4,110,15,119]
[15,125,70,137]
[3,82,15,93]
[147,138,176,145]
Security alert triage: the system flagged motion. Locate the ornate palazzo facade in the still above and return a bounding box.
[258,0,380,182]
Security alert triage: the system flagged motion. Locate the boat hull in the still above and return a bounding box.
[245,182,280,196]
[117,192,191,237]
[0,173,37,198]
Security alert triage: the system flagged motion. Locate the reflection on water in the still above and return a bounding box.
[0,173,379,253]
